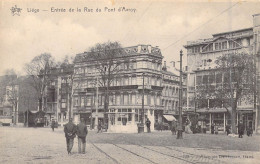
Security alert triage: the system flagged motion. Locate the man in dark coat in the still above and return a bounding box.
[226,124,231,136]
[238,120,244,138]
[51,120,55,131]
[97,120,102,133]
[146,118,151,133]
[77,118,88,154]
[64,118,77,154]
[211,123,214,134]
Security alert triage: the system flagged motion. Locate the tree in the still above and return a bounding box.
[18,76,38,125]
[196,52,255,134]
[88,41,123,130]
[58,55,83,119]
[24,53,56,111]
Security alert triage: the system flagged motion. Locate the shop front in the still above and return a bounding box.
[107,107,154,133]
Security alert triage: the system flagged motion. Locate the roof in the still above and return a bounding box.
[212,27,253,37]
[184,27,253,48]
[74,45,162,63]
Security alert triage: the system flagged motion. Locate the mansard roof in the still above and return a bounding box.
[184,27,253,48]
[74,45,162,63]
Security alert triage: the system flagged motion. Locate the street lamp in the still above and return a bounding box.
[177,50,183,139]
[137,73,145,133]
[142,73,145,125]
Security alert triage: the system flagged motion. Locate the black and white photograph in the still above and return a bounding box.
[0,0,260,163]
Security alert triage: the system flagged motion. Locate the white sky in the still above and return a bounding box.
[0,0,260,75]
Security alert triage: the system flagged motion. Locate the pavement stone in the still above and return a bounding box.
[0,127,259,164]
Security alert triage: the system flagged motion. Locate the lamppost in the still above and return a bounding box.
[138,73,145,133]
[177,50,183,139]
[94,76,99,130]
[142,73,145,125]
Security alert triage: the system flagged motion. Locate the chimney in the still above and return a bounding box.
[171,61,175,67]
[162,61,167,71]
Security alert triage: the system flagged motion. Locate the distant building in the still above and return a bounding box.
[0,75,39,126]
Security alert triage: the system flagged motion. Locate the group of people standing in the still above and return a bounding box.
[64,118,88,154]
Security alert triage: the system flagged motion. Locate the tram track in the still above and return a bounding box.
[89,141,121,164]
[89,140,225,164]
[125,142,196,164]
[164,146,226,164]
[125,141,226,164]
[111,143,159,164]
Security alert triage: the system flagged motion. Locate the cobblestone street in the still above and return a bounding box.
[0,127,259,164]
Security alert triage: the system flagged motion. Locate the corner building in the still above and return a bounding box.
[184,24,259,132]
[73,45,164,133]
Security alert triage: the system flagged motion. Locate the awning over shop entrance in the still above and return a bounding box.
[163,115,177,121]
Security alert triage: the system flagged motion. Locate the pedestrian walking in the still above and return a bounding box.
[214,124,218,135]
[247,126,253,137]
[64,118,77,154]
[226,124,231,135]
[211,123,214,134]
[238,120,244,138]
[51,119,55,132]
[97,120,102,133]
[170,121,176,135]
[146,118,151,133]
[77,118,88,154]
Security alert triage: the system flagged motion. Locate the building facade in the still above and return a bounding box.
[184,26,258,132]
[44,44,187,133]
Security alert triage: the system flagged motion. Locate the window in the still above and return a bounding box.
[156,96,160,105]
[125,62,129,70]
[86,96,92,106]
[74,97,79,106]
[124,94,129,105]
[81,97,85,107]
[132,76,137,85]
[128,113,132,121]
[133,62,137,69]
[215,43,219,50]
[144,94,148,105]
[129,62,134,69]
[116,95,120,105]
[222,41,227,49]
[192,46,200,53]
[124,77,129,85]
[202,75,208,84]
[132,94,136,104]
[151,95,154,105]
[216,73,222,83]
[208,74,215,84]
[61,103,66,108]
[147,61,152,69]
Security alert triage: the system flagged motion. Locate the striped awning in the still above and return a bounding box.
[163,115,177,122]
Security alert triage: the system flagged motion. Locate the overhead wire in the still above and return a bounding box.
[162,1,243,51]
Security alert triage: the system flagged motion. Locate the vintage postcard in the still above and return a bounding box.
[0,0,260,163]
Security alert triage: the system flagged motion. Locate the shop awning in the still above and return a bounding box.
[163,115,177,121]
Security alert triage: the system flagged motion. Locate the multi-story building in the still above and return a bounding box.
[44,45,187,133]
[44,64,74,126]
[73,45,164,133]
[253,14,260,133]
[0,75,17,125]
[184,16,260,132]
[160,61,187,128]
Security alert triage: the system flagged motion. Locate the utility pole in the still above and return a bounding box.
[138,73,145,133]
[142,73,145,125]
[177,50,183,139]
[95,76,99,130]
